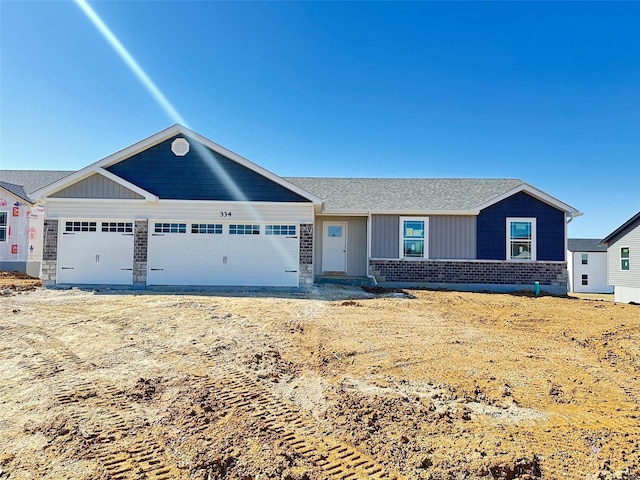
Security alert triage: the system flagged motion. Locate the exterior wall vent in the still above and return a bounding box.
[171,138,190,156]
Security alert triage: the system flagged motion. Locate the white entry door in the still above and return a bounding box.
[57,220,134,285]
[322,222,347,273]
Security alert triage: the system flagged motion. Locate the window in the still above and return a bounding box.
[154,223,186,234]
[266,225,296,236]
[506,218,536,261]
[0,212,6,242]
[65,221,97,232]
[229,224,260,235]
[621,247,630,271]
[192,223,222,234]
[101,222,133,233]
[582,274,588,286]
[581,253,588,265]
[400,217,428,258]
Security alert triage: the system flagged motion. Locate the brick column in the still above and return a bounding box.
[41,219,58,285]
[299,223,314,285]
[133,220,148,287]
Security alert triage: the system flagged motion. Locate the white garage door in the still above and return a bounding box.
[147,221,299,287]
[57,221,134,285]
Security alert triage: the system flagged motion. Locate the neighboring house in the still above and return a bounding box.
[14,124,579,293]
[567,238,613,294]
[0,171,71,276]
[602,212,640,304]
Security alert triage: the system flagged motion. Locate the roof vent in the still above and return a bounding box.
[171,138,190,156]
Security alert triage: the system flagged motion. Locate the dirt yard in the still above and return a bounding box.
[1,278,640,480]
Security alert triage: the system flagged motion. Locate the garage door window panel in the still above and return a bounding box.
[102,222,133,233]
[192,224,223,234]
[154,223,186,234]
[266,225,296,236]
[65,221,97,232]
[230,224,260,235]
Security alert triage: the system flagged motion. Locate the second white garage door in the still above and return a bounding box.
[147,221,299,287]
[57,220,134,285]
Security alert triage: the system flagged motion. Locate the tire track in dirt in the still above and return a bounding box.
[0,321,179,479]
[190,344,400,479]
[51,378,180,479]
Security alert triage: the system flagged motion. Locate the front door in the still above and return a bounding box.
[322,222,347,273]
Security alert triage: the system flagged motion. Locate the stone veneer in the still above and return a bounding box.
[133,220,148,286]
[369,259,568,292]
[41,219,58,285]
[299,223,314,285]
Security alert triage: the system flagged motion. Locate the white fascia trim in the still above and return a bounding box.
[31,127,182,199]
[31,124,322,205]
[32,168,157,201]
[171,126,323,205]
[474,184,581,216]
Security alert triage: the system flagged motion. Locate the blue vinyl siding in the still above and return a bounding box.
[106,135,310,202]
[477,192,565,261]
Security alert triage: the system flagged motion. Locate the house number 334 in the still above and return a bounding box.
[220,211,232,217]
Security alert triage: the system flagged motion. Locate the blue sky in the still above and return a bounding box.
[1,1,638,238]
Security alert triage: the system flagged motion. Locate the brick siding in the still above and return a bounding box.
[299,223,314,286]
[43,219,58,261]
[370,259,567,287]
[134,220,148,262]
[299,223,313,265]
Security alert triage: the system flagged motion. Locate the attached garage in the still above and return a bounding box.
[33,125,320,288]
[147,221,300,287]
[57,220,134,285]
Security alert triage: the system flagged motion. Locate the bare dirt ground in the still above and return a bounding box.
[1,276,640,480]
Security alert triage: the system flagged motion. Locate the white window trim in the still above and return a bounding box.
[399,216,429,259]
[620,246,630,271]
[0,211,7,242]
[506,217,536,261]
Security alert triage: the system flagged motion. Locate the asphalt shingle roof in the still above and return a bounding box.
[0,170,73,200]
[285,177,525,213]
[567,238,607,252]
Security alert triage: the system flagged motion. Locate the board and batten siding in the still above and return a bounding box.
[371,215,399,258]
[315,216,367,276]
[607,225,640,289]
[50,173,144,200]
[371,214,476,259]
[429,216,476,259]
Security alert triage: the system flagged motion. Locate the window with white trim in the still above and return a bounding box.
[191,223,223,234]
[621,247,630,271]
[154,223,186,234]
[265,225,296,236]
[0,212,6,242]
[506,218,536,261]
[399,217,428,258]
[101,222,133,233]
[65,221,97,232]
[581,253,588,265]
[229,224,260,235]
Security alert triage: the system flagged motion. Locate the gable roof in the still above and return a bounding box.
[32,125,322,204]
[602,212,640,245]
[0,170,73,204]
[286,177,580,216]
[568,238,607,252]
